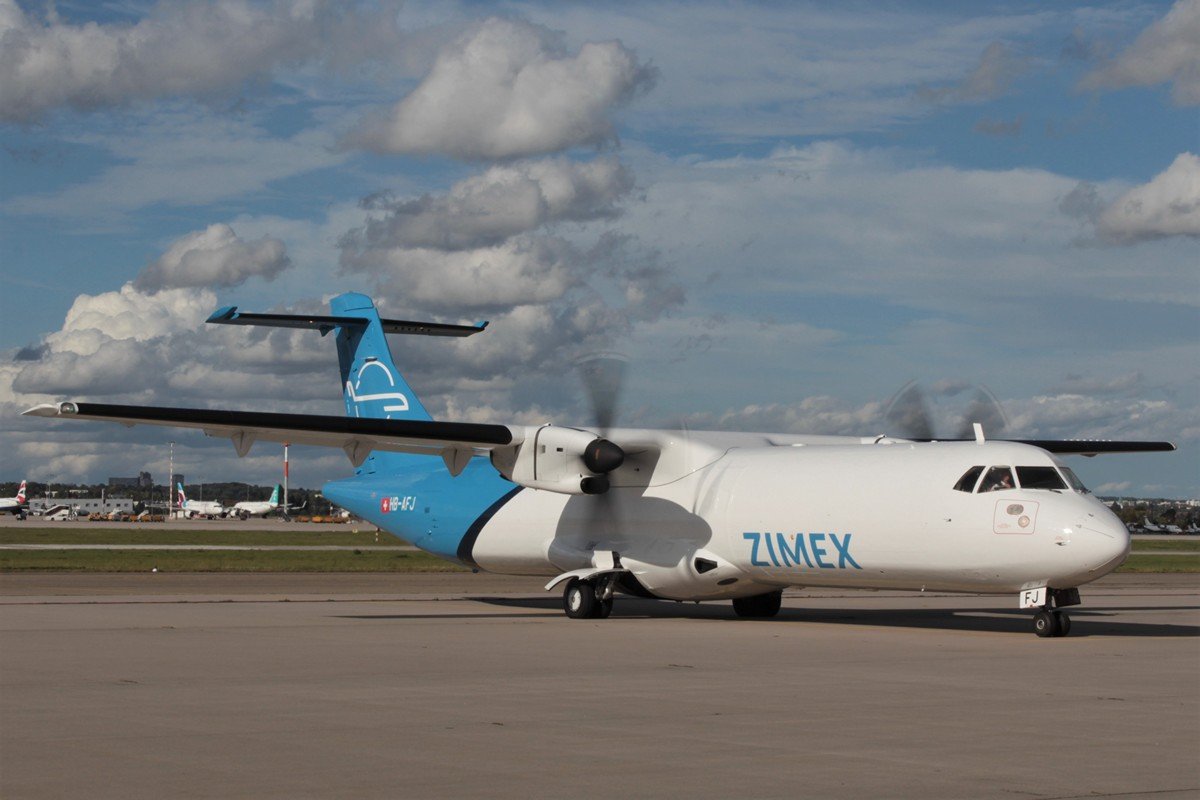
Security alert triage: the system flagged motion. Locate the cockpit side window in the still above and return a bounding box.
[1015,466,1067,491]
[979,466,1015,492]
[1060,466,1090,494]
[953,466,985,493]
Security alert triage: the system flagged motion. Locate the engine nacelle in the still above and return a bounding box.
[493,425,624,495]
[622,550,770,601]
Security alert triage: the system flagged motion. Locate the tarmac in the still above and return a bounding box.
[1,571,1197,800]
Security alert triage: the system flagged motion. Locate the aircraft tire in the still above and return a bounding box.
[595,597,614,619]
[732,591,783,618]
[1053,611,1071,637]
[1033,610,1059,638]
[563,579,596,619]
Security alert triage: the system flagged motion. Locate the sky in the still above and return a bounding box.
[0,0,1197,497]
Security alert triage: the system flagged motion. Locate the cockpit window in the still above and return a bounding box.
[953,466,984,493]
[1060,466,1090,494]
[1015,466,1067,491]
[979,466,1015,492]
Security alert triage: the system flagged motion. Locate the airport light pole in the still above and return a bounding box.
[283,443,290,521]
[168,441,174,521]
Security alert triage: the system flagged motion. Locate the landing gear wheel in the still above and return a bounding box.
[563,579,596,619]
[1053,610,1071,638]
[1034,609,1060,638]
[732,590,783,618]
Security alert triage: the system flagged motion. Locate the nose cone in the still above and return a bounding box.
[1075,505,1131,578]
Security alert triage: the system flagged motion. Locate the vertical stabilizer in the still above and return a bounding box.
[331,293,432,422]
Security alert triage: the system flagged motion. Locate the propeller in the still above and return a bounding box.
[578,353,626,434]
[884,380,1008,440]
[575,353,629,534]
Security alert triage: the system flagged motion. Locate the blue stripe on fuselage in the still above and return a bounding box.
[322,454,517,566]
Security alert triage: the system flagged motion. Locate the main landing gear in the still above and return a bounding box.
[1032,588,1080,638]
[732,590,783,618]
[562,577,615,619]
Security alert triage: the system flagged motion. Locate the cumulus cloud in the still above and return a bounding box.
[349,17,655,159]
[339,153,678,334]
[1080,0,1200,106]
[0,0,400,122]
[916,41,1028,104]
[50,283,214,345]
[1095,153,1200,244]
[344,235,581,312]
[346,158,634,252]
[134,223,290,292]
[11,283,215,396]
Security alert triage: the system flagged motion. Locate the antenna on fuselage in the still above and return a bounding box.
[973,423,986,443]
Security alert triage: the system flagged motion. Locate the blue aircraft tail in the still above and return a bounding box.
[330,293,432,422]
[206,292,488,475]
[206,292,514,562]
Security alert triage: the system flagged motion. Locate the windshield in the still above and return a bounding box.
[979,466,1015,492]
[1060,466,1090,494]
[1016,466,1067,491]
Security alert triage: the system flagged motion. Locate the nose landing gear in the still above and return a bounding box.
[1033,608,1071,638]
[1031,587,1080,638]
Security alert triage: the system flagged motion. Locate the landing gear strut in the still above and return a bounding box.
[562,576,616,620]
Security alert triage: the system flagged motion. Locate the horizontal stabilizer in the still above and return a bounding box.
[207,307,487,337]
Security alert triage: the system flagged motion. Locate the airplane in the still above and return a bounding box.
[176,483,226,519]
[0,480,28,520]
[25,292,1176,637]
[1142,517,1164,533]
[227,485,282,520]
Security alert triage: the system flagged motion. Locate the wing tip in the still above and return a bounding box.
[23,402,75,417]
[207,306,238,324]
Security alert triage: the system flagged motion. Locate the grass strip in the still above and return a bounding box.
[1128,539,1200,552]
[0,549,467,573]
[1115,554,1200,573]
[0,528,408,547]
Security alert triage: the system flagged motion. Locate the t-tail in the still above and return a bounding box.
[206,292,488,474]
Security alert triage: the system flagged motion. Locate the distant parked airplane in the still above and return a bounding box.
[226,485,303,519]
[176,483,226,519]
[0,480,28,520]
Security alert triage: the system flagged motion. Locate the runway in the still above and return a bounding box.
[2,573,1197,800]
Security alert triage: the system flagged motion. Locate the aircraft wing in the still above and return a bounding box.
[23,402,520,469]
[1010,439,1176,455]
[910,438,1176,455]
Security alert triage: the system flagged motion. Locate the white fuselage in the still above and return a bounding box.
[229,500,276,517]
[470,440,1130,601]
[180,499,225,518]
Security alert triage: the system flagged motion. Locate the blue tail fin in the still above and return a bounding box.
[330,293,431,422]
